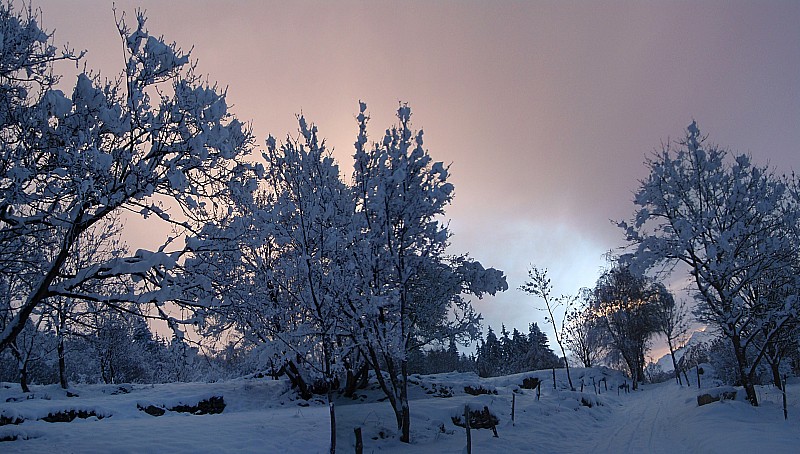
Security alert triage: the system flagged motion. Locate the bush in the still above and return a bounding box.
[463,385,497,396]
[520,376,541,389]
[451,405,499,437]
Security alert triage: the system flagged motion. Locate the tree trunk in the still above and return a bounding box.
[765,343,783,390]
[19,364,30,393]
[100,358,107,384]
[770,360,783,391]
[381,358,410,443]
[564,357,575,391]
[344,366,357,398]
[635,349,647,388]
[731,334,758,406]
[10,344,30,393]
[344,362,369,397]
[622,352,639,391]
[400,362,410,443]
[366,347,403,440]
[323,344,336,454]
[58,336,68,389]
[667,338,681,385]
[284,360,312,400]
[354,427,363,454]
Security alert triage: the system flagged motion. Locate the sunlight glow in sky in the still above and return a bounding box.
[37,0,800,348]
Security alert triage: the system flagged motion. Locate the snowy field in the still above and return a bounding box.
[1,368,799,453]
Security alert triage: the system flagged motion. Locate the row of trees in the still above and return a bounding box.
[619,122,800,406]
[475,323,560,377]
[191,104,507,446]
[0,309,206,388]
[528,122,799,406]
[405,323,560,378]
[523,264,684,391]
[0,3,507,449]
[407,338,475,375]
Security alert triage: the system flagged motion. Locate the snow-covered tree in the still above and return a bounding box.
[619,122,800,405]
[192,103,505,447]
[590,265,664,389]
[525,323,561,370]
[260,116,354,453]
[349,102,506,442]
[407,338,463,374]
[750,273,800,390]
[7,316,49,392]
[90,309,145,384]
[653,296,690,385]
[40,214,126,389]
[185,113,355,452]
[476,326,502,377]
[0,5,253,353]
[475,323,559,377]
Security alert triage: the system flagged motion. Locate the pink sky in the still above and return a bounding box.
[37,1,800,352]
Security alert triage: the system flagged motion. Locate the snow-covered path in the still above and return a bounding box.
[594,383,691,453]
[588,381,800,454]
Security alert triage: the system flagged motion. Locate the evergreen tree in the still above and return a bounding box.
[476,323,559,377]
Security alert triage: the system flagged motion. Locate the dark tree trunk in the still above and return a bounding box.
[366,349,410,443]
[19,365,30,393]
[323,343,336,454]
[770,360,783,391]
[100,359,109,384]
[58,337,68,389]
[10,344,30,393]
[365,347,403,440]
[400,358,410,443]
[343,362,369,397]
[100,352,116,384]
[344,366,356,398]
[731,334,758,406]
[284,360,312,400]
[667,338,681,385]
[635,350,647,387]
[622,352,639,390]
[765,343,783,390]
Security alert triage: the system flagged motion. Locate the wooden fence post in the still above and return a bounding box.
[783,374,788,421]
[354,427,363,454]
[465,405,472,454]
[511,392,516,425]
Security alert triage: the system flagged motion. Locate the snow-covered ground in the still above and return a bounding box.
[1,368,798,453]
